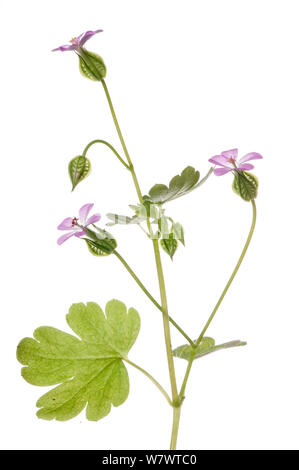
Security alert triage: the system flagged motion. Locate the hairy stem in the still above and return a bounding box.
[114,250,194,345]
[82,139,130,169]
[124,358,172,406]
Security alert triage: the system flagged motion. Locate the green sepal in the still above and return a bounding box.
[173,338,246,360]
[68,155,91,191]
[78,49,106,81]
[85,239,116,256]
[232,171,259,201]
[160,233,178,260]
[17,300,140,421]
[84,227,117,256]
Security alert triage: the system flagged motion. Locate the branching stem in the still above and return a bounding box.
[101,77,180,449]
[124,358,172,406]
[82,139,130,169]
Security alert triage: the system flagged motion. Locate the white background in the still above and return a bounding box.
[1,0,298,450]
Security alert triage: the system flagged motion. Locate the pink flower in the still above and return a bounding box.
[209,149,263,176]
[52,29,103,52]
[57,203,101,245]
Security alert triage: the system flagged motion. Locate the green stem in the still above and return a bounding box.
[179,349,196,400]
[82,139,130,169]
[152,238,179,402]
[197,199,257,344]
[170,407,181,450]
[114,251,194,345]
[124,358,172,406]
[146,221,181,449]
[100,78,143,203]
[101,77,180,449]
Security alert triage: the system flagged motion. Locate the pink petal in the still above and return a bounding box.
[57,217,74,230]
[74,230,86,238]
[214,167,233,176]
[79,29,103,46]
[79,203,94,225]
[57,231,76,245]
[52,44,77,52]
[74,33,84,43]
[86,213,101,226]
[209,155,233,168]
[239,152,263,164]
[221,148,238,161]
[238,163,254,171]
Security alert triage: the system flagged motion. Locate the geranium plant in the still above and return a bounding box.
[16,29,262,450]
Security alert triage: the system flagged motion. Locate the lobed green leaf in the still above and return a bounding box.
[143,167,213,205]
[17,300,140,421]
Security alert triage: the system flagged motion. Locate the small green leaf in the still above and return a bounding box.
[78,49,106,81]
[143,167,213,205]
[173,337,215,359]
[68,155,91,191]
[232,171,258,201]
[173,338,246,360]
[17,300,140,421]
[160,233,178,260]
